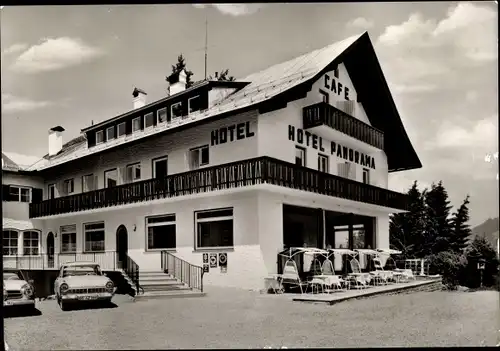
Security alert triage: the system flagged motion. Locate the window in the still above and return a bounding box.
[295,146,306,167]
[23,231,39,256]
[152,156,168,179]
[320,90,329,104]
[352,224,365,250]
[132,117,141,133]
[96,130,104,144]
[60,225,77,253]
[48,184,56,199]
[157,108,168,124]
[3,230,18,256]
[84,222,105,252]
[144,112,154,128]
[362,168,370,184]
[189,145,209,170]
[318,154,329,173]
[334,225,349,249]
[146,214,176,250]
[188,95,201,114]
[117,122,126,137]
[104,169,118,188]
[171,102,183,119]
[126,163,141,183]
[106,126,116,140]
[196,208,234,249]
[82,174,97,192]
[8,186,30,202]
[64,179,74,194]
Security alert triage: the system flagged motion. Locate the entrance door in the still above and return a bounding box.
[116,226,128,269]
[47,232,55,268]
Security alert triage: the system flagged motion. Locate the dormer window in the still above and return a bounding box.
[106,126,116,140]
[96,131,104,144]
[171,102,183,119]
[117,122,126,137]
[132,117,141,133]
[188,95,200,114]
[157,108,168,124]
[144,112,154,129]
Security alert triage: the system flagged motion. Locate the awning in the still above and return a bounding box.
[329,249,357,255]
[355,249,379,255]
[2,218,37,231]
[376,249,402,255]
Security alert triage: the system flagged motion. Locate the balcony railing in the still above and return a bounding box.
[30,156,409,218]
[3,252,117,270]
[303,102,385,150]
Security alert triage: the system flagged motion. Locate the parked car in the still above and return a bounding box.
[54,261,115,311]
[3,269,36,311]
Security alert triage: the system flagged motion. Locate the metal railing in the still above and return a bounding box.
[123,253,142,294]
[30,156,409,218]
[303,102,385,150]
[2,252,117,270]
[161,251,204,292]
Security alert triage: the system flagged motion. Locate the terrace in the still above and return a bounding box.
[30,156,409,218]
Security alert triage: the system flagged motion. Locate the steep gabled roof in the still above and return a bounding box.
[2,152,43,172]
[29,32,421,172]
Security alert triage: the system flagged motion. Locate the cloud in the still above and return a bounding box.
[390,83,438,94]
[346,17,374,29]
[192,4,266,16]
[2,43,29,55]
[465,90,478,103]
[10,37,105,74]
[2,94,54,112]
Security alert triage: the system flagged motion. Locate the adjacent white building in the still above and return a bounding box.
[2,32,421,290]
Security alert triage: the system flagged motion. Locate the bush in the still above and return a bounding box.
[461,236,500,289]
[426,251,467,290]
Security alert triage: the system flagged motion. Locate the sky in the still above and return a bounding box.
[1,3,498,226]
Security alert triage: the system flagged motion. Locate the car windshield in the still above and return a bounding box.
[3,272,22,281]
[63,265,102,277]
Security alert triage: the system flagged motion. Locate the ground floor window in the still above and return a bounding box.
[60,225,77,253]
[23,231,40,255]
[195,208,234,249]
[84,222,105,252]
[3,230,18,256]
[146,214,176,250]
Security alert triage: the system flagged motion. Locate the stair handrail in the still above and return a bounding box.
[123,253,143,294]
[161,251,204,292]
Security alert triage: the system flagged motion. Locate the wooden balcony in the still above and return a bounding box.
[29,156,409,218]
[303,102,385,150]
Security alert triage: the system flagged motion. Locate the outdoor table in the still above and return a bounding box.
[312,275,350,291]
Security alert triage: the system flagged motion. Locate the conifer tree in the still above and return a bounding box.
[449,195,472,253]
[424,181,453,254]
[170,54,194,88]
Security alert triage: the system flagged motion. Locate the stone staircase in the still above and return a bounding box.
[119,270,205,301]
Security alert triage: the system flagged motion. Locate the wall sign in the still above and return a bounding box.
[218,253,227,267]
[202,253,209,264]
[288,125,376,169]
[209,253,218,268]
[211,121,255,146]
[324,74,350,101]
[203,264,209,273]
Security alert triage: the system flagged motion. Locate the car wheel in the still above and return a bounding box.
[60,300,69,311]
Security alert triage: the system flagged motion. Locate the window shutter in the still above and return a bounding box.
[2,184,11,201]
[32,188,43,203]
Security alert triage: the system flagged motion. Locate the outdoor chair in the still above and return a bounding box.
[369,258,392,286]
[385,257,408,283]
[321,259,348,292]
[348,258,371,289]
[281,259,309,294]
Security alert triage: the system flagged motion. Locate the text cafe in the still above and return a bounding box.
[288,125,376,169]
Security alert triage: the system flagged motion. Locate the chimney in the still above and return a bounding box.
[132,87,147,109]
[48,126,65,157]
[167,69,187,96]
[215,71,218,80]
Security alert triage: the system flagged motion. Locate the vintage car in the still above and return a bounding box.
[54,261,115,311]
[3,269,36,310]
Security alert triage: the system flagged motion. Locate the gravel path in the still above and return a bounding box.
[4,287,499,349]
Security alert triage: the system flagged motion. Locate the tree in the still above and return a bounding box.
[424,181,453,255]
[449,195,472,254]
[389,181,427,258]
[170,54,194,88]
[208,68,235,81]
[461,236,500,288]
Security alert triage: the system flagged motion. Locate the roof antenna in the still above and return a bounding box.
[204,19,208,80]
[91,120,94,125]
